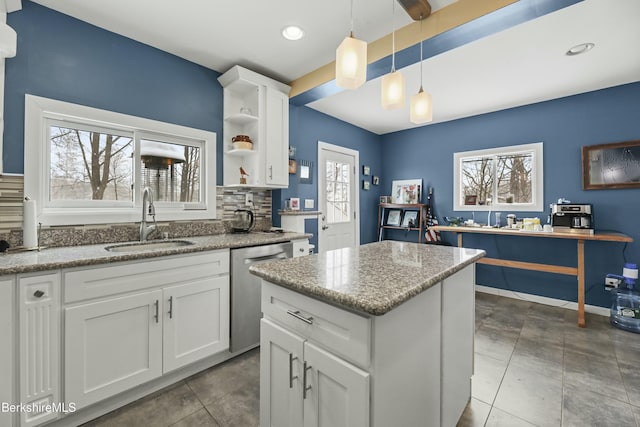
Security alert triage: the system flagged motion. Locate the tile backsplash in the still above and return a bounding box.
[0,175,272,248]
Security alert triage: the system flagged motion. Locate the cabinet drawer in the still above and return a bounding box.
[292,239,309,257]
[64,250,229,303]
[262,281,370,368]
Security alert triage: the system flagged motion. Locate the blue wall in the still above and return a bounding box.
[274,105,383,248]
[4,1,224,182]
[381,82,640,308]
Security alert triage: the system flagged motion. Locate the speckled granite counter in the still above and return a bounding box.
[249,240,485,316]
[0,232,309,275]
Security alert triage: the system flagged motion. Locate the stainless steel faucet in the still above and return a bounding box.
[140,187,158,241]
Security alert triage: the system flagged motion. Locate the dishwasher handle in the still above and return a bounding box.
[244,252,288,264]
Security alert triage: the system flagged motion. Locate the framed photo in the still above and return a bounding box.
[372,176,380,185]
[362,165,371,176]
[299,160,313,184]
[288,159,297,174]
[386,209,401,226]
[363,180,370,190]
[401,210,419,228]
[464,194,477,205]
[290,197,300,210]
[391,179,422,204]
[582,140,640,189]
[379,196,388,204]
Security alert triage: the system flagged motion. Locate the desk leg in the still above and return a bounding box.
[577,239,585,328]
[457,233,463,248]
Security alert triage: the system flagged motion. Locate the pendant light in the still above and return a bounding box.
[410,15,432,124]
[336,0,367,90]
[381,0,405,110]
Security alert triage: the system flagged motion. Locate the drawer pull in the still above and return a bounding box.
[33,290,45,298]
[287,310,313,325]
[154,299,159,323]
[303,361,312,399]
[289,353,298,388]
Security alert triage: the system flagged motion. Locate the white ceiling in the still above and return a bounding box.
[30,0,640,135]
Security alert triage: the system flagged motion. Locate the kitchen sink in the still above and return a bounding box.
[105,240,194,252]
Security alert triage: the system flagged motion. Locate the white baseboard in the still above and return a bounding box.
[475,285,610,317]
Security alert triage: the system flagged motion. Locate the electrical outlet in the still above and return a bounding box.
[605,276,621,291]
[245,192,253,206]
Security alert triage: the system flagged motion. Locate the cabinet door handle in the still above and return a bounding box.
[286,310,313,325]
[154,299,159,323]
[33,290,45,298]
[168,296,173,319]
[289,353,298,389]
[269,165,273,179]
[303,361,312,399]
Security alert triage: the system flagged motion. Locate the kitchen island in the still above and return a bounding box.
[250,240,485,427]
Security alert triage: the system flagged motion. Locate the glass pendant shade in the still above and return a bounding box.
[410,88,432,124]
[381,70,405,110]
[336,35,367,90]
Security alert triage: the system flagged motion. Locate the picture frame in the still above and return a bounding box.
[288,159,297,174]
[464,194,478,205]
[372,176,380,185]
[290,197,300,210]
[401,210,419,228]
[379,196,389,204]
[299,160,313,184]
[363,180,370,190]
[582,140,640,189]
[362,165,371,176]
[391,179,422,204]
[386,209,401,226]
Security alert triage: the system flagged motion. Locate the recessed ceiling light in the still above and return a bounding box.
[282,26,304,41]
[566,42,595,56]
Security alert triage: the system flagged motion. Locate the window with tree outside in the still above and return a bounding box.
[25,95,216,226]
[453,142,544,212]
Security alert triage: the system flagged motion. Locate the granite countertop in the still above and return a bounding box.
[0,231,310,275]
[278,210,322,216]
[249,240,485,316]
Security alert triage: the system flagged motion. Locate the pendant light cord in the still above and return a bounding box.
[350,0,354,37]
[391,0,396,72]
[419,14,423,91]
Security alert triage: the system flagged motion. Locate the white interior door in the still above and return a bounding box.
[317,141,359,253]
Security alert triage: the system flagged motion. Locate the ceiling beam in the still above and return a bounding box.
[289,0,517,99]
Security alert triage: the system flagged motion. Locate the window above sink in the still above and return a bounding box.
[24,95,217,226]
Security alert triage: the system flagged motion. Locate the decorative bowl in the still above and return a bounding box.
[232,140,253,150]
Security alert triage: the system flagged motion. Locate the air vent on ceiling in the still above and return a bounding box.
[397,0,431,20]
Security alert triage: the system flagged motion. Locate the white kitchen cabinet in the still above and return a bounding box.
[303,341,369,427]
[260,319,369,427]
[261,264,475,427]
[64,250,230,410]
[163,276,230,373]
[0,278,14,427]
[18,272,61,427]
[218,65,290,188]
[65,290,163,409]
[260,319,304,427]
[264,87,289,187]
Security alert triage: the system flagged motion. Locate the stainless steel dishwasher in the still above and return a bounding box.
[230,242,293,352]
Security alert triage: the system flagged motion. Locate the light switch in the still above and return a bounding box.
[304,199,314,209]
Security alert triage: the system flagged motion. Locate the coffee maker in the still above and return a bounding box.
[550,203,594,234]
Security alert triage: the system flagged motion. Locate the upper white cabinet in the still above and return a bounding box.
[218,66,290,188]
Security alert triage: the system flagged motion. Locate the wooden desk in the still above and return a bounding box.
[432,225,633,327]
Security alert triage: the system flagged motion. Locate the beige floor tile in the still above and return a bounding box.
[457,398,491,427]
[171,408,220,427]
[205,382,259,427]
[562,383,636,427]
[85,382,203,427]
[472,352,509,405]
[485,407,537,427]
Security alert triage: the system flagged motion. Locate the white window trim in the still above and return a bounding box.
[453,142,544,212]
[24,95,216,226]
